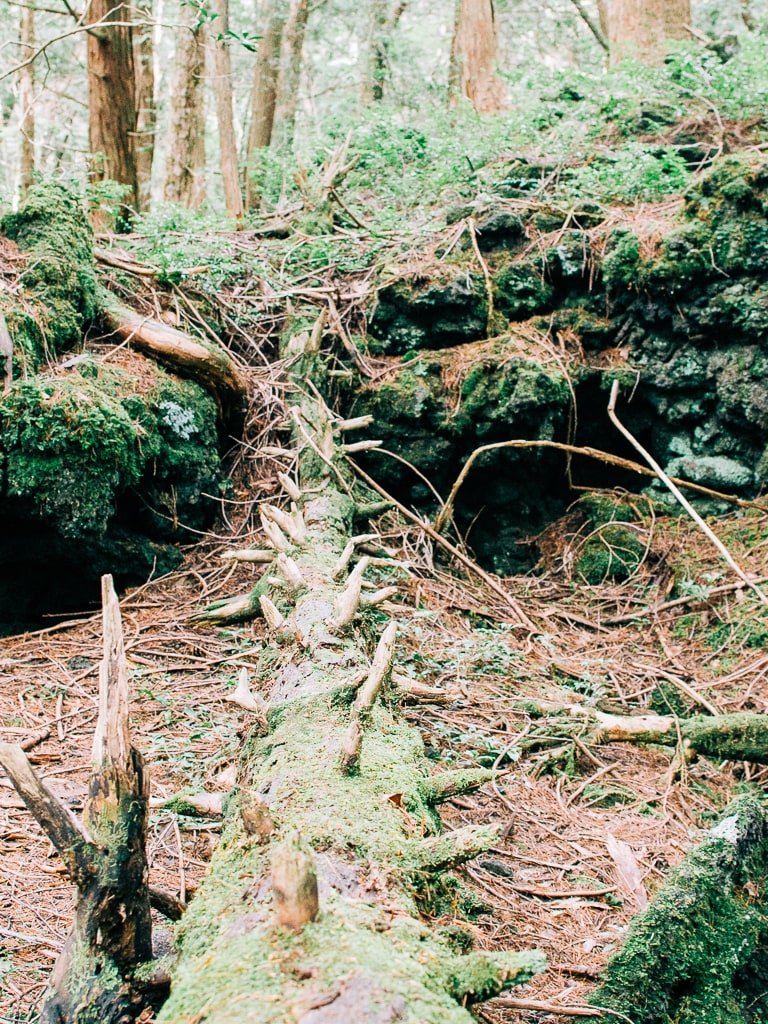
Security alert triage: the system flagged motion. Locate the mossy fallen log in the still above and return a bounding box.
[160,327,545,1022]
[592,792,768,1024]
[523,699,768,765]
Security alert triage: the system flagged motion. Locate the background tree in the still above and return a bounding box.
[449,0,508,114]
[18,0,35,195]
[271,0,310,151]
[163,8,207,207]
[210,0,244,222]
[606,0,692,64]
[132,0,156,210]
[244,0,286,210]
[87,0,139,211]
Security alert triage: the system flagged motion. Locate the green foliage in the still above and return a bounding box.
[564,143,691,204]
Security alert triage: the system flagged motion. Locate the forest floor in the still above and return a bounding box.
[2,394,768,1022]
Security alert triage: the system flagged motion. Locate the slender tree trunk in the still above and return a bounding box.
[210,0,244,223]
[361,0,407,104]
[244,0,286,211]
[449,0,508,114]
[87,0,139,211]
[606,0,691,65]
[272,0,309,151]
[164,9,207,208]
[19,0,35,195]
[132,0,155,212]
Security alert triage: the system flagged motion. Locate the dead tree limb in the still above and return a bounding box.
[592,792,768,1022]
[170,328,545,1021]
[0,575,156,1024]
[524,699,768,765]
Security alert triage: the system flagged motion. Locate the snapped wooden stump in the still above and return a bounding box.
[0,576,157,1024]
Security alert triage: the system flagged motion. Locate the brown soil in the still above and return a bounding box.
[3,490,767,1022]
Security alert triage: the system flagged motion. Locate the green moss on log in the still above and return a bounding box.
[592,792,768,1024]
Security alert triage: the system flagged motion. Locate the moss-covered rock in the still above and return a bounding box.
[0,352,220,630]
[370,269,487,353]
[1,182,96,369]
[592,792,768,1024]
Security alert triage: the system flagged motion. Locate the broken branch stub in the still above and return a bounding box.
[1,574,155,1024]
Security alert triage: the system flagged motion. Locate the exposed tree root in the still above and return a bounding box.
[100,300,248,426]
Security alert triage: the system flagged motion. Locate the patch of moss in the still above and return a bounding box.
[1,182,96,366]
[493,256,554,320]
[0,357,219,540]
[593,792,768,1024]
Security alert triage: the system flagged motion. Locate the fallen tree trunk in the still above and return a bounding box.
[592,792,768,1023]
[100,301,248,427]
[522,699,768,765]
[161,326,545,1021]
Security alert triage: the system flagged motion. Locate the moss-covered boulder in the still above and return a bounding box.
[0,182,225,630]
[1,182,97,370]
[0,353,220,629]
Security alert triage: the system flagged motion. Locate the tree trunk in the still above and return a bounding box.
[210,0,244,224]
[87,0,139,212]
[593,792,768,1023]
[449,0,508,114]
[163,8,207,208]
[161,325,545,1021]
[360,0,407,104]
[244,0,286,211]
[272,0,309,151]
[606,0,691,65]
[19,0,35,196]
[0,577,156,1024]
[132,0,155,212]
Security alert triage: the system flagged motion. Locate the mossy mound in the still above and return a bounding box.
[0,352,220,630]
[1,182,97,370]
[593,793,768,1024]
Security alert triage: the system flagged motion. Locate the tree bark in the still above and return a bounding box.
[19,0,35,196]
[162,326,545,1021]
[0,577,155,1024]
[244,0,287,210]
[360,0,406,104]
[210,0,244,223]
[593,793,768,1023]
[606,0,692,66]
[272,0,309,151]
[163,8,207,208]
[449,0,508,114]
[87,0,139,212]
[132,0,155,212]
